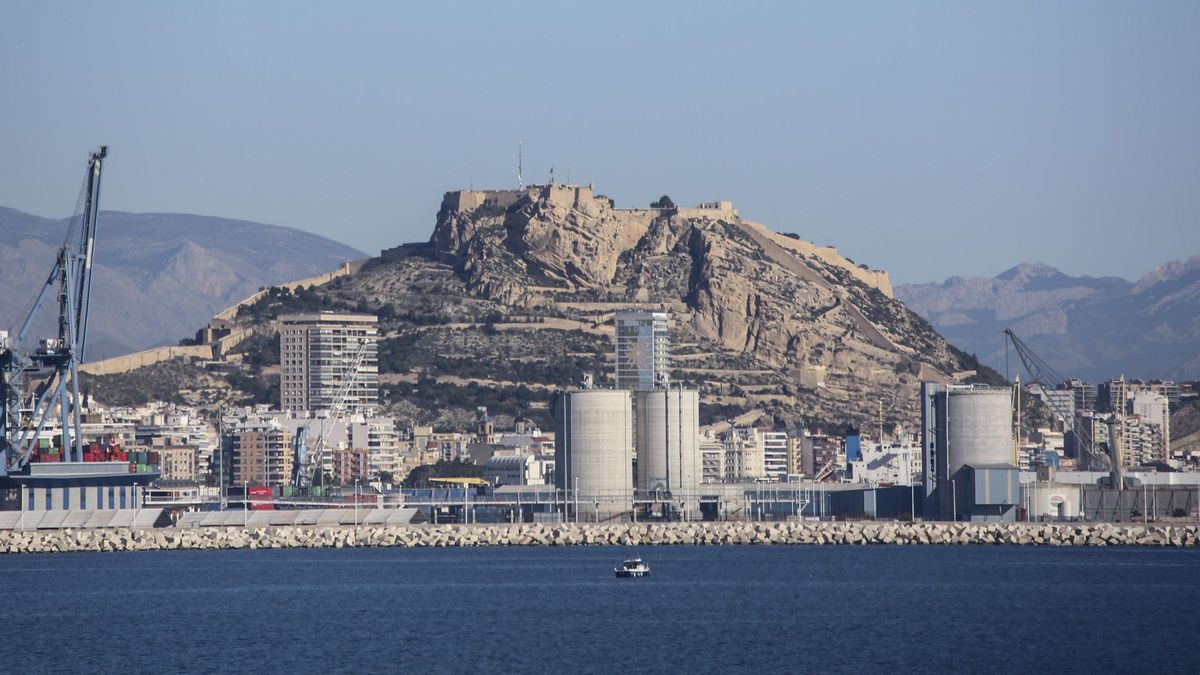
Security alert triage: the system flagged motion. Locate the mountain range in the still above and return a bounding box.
[895,258,1200,382]
[0,206,365,360]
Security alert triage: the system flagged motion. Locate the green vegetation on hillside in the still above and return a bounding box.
[384,377,551,430]
[948,344,1010,386]
[402,459,485,488]
[227,371,280,407]
[82,359,208,406]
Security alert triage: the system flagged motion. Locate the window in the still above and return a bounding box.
[27,488,34,511]
[108,486,115,509]
[45,488,52,511]
[80,486,87,510]
[119,487,126,509]
[63,487,69,509]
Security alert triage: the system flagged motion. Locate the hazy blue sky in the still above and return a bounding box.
[2,1,1198,284]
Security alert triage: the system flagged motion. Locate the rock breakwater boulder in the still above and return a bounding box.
[1,522,1196,555]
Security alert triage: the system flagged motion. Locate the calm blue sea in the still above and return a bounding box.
[3,544,1197,673]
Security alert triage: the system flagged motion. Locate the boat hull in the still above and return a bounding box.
[614,569,650,578]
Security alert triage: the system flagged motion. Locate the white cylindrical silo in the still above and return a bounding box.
[635,388,700,510]
[934,385,1015,520]
[945,386,1014,475]
[554,390,633,519]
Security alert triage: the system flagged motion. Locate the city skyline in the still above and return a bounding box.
[2,2,1198,284]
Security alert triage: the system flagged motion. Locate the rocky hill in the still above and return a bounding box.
[896,258,1200,382]
[0,206,366,359]
[154,184,999,431]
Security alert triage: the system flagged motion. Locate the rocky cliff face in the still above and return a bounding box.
[418,184,987,427]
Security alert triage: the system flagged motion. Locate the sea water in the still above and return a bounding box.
[4,545,1198,673]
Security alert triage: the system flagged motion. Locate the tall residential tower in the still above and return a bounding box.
[614,310,669,391]
[279,313,379,413]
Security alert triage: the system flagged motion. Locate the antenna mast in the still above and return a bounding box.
[518,140,523,189]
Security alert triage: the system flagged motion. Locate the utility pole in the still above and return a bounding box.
[877,401,884,447]
[218,405,226,511]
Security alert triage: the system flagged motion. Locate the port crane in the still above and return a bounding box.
[1002,329,1113,472]
[1,147,107,474]
[291,338,370,488]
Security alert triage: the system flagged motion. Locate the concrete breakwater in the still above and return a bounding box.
[2,521,1198,554]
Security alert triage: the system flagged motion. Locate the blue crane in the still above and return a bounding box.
[1,146,107,474]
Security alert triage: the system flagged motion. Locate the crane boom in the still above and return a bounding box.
[292,337,371,487]
[1003,329,1109,471]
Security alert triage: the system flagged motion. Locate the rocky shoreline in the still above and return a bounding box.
[2,521,1198,554]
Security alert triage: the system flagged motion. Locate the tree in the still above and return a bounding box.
[650,195,676,209]
[402,458,485,488]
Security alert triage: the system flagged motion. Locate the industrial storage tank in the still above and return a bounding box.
[635,388,700,511]
[929,384,1017,521]
[944,385,1014,474]
[554,390,633,519]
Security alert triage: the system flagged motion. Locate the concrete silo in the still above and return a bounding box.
[923,384,1018,521]
[554,390,633,520]
[635,388,700,514]
[945,386,1014,473]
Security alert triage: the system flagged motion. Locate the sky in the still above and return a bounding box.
[2,1,1198,284]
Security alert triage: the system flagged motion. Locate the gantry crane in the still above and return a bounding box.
[291,338,370,488]
[1003,328,1112,472]
[2,147,107,474]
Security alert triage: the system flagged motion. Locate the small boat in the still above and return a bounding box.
[614,556,650,578]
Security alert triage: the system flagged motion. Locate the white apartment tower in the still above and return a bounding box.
[615,310,670,391]
[279,313,379,413]
[761,431,790,481]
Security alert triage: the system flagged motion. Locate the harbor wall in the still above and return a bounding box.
[1,521,1196,554]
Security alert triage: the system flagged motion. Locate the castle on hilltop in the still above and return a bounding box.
[440,183,739,221]
[390,182,891,296]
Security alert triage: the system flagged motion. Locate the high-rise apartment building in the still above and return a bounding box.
[614,311,669,391]
[761,431,789,481]
[1067,379,1097,415]
[279,313,379,413]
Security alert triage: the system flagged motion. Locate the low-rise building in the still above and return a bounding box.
[230,421,293,486]
[801,429,845,482]
[485,454,553,487]
[848,441,920,486]
[331,447,371,485]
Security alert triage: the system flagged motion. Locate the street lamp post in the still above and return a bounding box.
[1143,476,1148,525]
[872,481,878,521]
[951,479,957,522]
[354,479,360,528]
[1151,467,1157,521]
